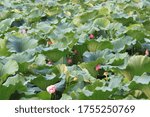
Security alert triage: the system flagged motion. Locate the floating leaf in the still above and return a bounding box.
[0,18,14,33]
[129,75,150,99]
[122,56,150,80]
[7,36,38,53]
[93,18,110,29]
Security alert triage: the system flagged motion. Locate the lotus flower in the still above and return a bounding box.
[145,49,149,56]
[95,64,101,71]
[89,34,94,39]
[47,40,52,45]
[67,58,72,64]
[46,85,56,94]
[47,61,52,65]
[20,29,27,34]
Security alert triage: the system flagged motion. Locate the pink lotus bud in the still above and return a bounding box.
[47,61,52,65]
[145,49,149,56]
[89,34,94,39]
[20,29,27,34]
[95,64,101,71]
[47,40,52,45]
[46,85,56,94]
[67,58,72,64]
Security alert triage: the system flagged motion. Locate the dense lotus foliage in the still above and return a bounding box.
[0,0,150,100]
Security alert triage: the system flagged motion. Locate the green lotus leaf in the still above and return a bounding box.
[26,8,44,23]
[123,95,137,100]
[31,75,60,90]
[0,85,16,100]
[129,75,150,99]
[49,39,72,51]
[93,18,110,29]
[60,94,72,100]
[73,10,98,26]
[83,49,113,62]
[0,39,10,56]
[0,76,26,100]
[0,18,14,33]
[0,10,10,20]
[76,76,122,99]
[98,7,110,16]
[3,74,25,87]
[55,79,65,92]
[127,30,145,42]
[44,6,61,17]
[42,49,67,62]
[98,41,113,50]
[35,54,46,66]
[143,20,150,31]
[85,80,104,91]
[133,75,150,85]
[86,41,102,53]
[107,75,123,89]
[7,36,38,53]
[37,91,51,100]
[112,12,135,26]
[87,40,113,52]
[18,62,31,74]
[122,55,150,80]
[126,24,146,42]
[78,88,117,100]
[25,85,42,96]
[112,36,136,52]
[0,60,18,76]
[0,60,18,84]
[79,59,104,77]
[81,50,109,76]
[67,66,96,84]
[9,52,35,63]
[36,22,53,34]
[56,64,68,74]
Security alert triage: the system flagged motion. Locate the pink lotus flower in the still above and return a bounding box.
[47,61,52,65]
[95,64,101,71]
[47,40,52,45]
[20,29,27,34]
[46,85,56,94]
[145,49,149,56]
[89,34,94,39]
[67,58,72,64]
